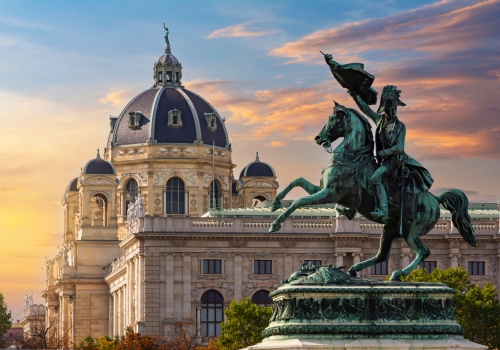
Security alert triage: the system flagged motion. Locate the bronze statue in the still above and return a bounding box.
[163,23,170,47]
[268,55,476,281]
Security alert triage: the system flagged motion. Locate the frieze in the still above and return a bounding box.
[87,178,115,185]
[279,241,297,248]
[269,296,456,324]
[153,171,198,186]
[169,240,187,247]
[116,148,146,156]
[156,147,195,154]
[336,240,361,248]
[204,149,228,158]
[228,240,248,247]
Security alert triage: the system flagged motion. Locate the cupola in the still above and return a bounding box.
[153,24,182,88]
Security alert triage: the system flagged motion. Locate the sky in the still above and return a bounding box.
[0,0,499,319]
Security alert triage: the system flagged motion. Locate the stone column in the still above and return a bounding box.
[233,254,242,300]
[120,192,125,217]
[126,260,131,328]
[113,292,118,337]
[60,296,67,340]
[118,288,122,336]
[165,254,174,319]
[451,254,460,268]
[402,254,410,268]
[352,253,361,265]
[335,253,345,267]
[137,254,144,322]
[182,254,192,319]
[284,255,293,281]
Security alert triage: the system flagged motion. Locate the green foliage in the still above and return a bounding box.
[217,298,272,350]
[0,293,12,335]
[403,267,500,349]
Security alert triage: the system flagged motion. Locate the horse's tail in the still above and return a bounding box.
[436,189,476,247]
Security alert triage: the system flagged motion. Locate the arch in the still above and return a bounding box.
[125,178,138,209]
[200,290,223,337]
[251,290,272,306]
[166,176,185,214]
[91,193,107,226]
[209,180,222,210]
[252,194,268,208]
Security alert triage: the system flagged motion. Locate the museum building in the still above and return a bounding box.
[23,36,500,345]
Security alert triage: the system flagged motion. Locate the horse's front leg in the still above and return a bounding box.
[271,177,321,212]
[390,225,430,281]
[269,189,333,232]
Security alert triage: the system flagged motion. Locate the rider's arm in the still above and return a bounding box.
[380,124,405,158]
[347,89,381,124]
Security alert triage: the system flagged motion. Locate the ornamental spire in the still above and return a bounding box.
[96,149,101,158]
[255,152,260,162]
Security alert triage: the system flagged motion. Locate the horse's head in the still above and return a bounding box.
[315,101,350,150]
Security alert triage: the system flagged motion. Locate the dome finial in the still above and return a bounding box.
[96,149,101,159]
[163,23,170,50]
[255,151,260,162]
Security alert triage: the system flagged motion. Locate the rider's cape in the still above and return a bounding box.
[375,117,434,194]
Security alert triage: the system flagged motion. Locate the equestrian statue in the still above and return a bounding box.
[269,53,476,281]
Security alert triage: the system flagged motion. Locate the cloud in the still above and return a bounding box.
[432,187,500,202]
[206,21,279,39]
[265,141,287,147]
[488,69,500,81]
[98,89,133,106]
[0,186,23,194]
[0,17,55,30]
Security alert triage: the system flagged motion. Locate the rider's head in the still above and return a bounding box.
[377,85,406,117]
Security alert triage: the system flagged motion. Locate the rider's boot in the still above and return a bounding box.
[371,184,390,223]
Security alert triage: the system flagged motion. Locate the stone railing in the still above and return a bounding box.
[110,254,126,272]
[126,215,499,237]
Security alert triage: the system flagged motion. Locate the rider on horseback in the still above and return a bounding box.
[347,85,434,223]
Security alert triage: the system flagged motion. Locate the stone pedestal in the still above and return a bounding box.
[244,282,487,350]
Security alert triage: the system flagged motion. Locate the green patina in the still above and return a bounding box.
[268,56,477,281]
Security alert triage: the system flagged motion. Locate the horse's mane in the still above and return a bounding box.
[347,107,374,152]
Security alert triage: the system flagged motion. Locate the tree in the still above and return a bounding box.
[21,314,70,349]
[217,298,272,350]
[0,293,12,348]
[402,267,500,349]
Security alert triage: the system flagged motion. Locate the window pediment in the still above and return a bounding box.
[204,113,218,132]
[168,109,183,128]
[128,111,142,129]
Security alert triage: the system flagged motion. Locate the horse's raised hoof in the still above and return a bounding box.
[269,222,282,233]
[389,271,403,281]
[347,270,357,277]
[270,199,283,212]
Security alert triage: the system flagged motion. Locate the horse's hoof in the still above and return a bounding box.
[389,272,402,281]
[348,270,357,277]
[269,222,282,233]
[270,199,283,212]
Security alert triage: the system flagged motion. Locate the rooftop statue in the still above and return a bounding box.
[269,55,477,281]
[163,23,170,47]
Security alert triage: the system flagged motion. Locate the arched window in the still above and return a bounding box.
[91,194,107,226]
[125,179,138,209]
[166,177,185,214]
[200,290,223,337]
[209,180,222,210]
[251,290,272,306]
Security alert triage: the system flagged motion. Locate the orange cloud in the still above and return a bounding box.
[265,141,287,147]
[206,21,279,39]
[99,88,133,106]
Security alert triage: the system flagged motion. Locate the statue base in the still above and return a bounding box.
[243,279,487,350]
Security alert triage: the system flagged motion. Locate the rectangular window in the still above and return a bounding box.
[468,261,485,275]
[158,72,163,82]
[203,260,222,274]
[254,260,272,274]
[175,72,180,82]
[304,260,322,267]
[166,71,172,82]
[419,261,437,272]
[370,261,388,275]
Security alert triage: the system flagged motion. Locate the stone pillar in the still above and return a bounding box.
[134,257,139,323]
[121,192,125,217]
[108,294,113,336]
[284,255,293,281]
[335,253,345,267]
[233,254,242,300]
[451,254,460,268]
[182,254,192,319]
[352,253,361,265]
[131,259,136,324]
[165,254,174,319]
[137,254,144,322]
[402,254,410,268]
[60,296,67,340]
[126,260,131,328]
[118,288,122,336]
[113,292,117,337]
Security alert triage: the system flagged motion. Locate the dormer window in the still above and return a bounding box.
[204,113,218,132]
[166,71,172,82]
[158,71,163,82]
[128,111,142,129]
[168,109,182,128]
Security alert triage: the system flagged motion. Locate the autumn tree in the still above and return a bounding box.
[403,267,500,349]
[0,293,12,348]
[21,314,70,349]
[217,298,272,350]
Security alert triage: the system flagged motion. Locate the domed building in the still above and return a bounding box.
[37,30,500,346]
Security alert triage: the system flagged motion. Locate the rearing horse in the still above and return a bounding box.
[269,102,476,281]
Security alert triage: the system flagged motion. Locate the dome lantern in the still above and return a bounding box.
[153,24,182,88]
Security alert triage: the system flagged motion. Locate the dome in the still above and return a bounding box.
[66,177,78,192]
[110,87,229,148]
[157,48,179,66]
[231,179,238,195]
[83,151,116,175]
[239,152,276,178]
